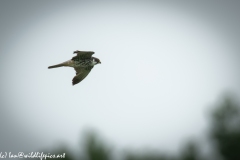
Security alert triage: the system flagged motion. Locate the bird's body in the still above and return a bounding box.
[48,50,101,85]
[48,58,96,69]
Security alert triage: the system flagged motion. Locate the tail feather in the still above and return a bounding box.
[48,60,72,69]
[48,64,64,69]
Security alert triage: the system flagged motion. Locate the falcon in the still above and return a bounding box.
[48,50,101,85]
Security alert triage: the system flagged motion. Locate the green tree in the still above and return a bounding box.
[210,96,240,160]
[84,131,112,160]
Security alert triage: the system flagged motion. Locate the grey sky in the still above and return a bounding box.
[0,0,240,154]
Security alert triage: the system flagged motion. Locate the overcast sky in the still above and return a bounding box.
[0,0,240,155]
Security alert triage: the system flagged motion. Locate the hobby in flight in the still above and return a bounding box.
[48,50,101,85]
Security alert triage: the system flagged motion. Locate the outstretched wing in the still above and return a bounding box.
[72,67,93,85]
[72,50,94,60]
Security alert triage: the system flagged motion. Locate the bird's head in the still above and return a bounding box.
[92,57,101,65]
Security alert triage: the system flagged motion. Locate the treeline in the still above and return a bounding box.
[43,95,240,160]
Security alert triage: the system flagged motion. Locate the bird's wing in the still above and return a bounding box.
[72,67,93,85]
[72,50,94,60]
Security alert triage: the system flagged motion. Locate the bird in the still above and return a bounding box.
[48,50,101,85]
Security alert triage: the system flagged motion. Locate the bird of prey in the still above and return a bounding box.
[48,50,101,85]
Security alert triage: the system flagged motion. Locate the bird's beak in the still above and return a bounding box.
[99,61,101,64]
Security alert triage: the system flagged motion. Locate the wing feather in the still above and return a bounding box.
[72,50,94,60]
[72,67,92,85]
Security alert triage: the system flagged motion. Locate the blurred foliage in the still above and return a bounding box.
[40,95,240,160]
[83,131,112,160]
[178,141,201,160]
[124,152,176,160]
[210,96,240,160]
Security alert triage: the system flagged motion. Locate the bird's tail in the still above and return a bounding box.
[48,60,72,69]
[48,64,64,69]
